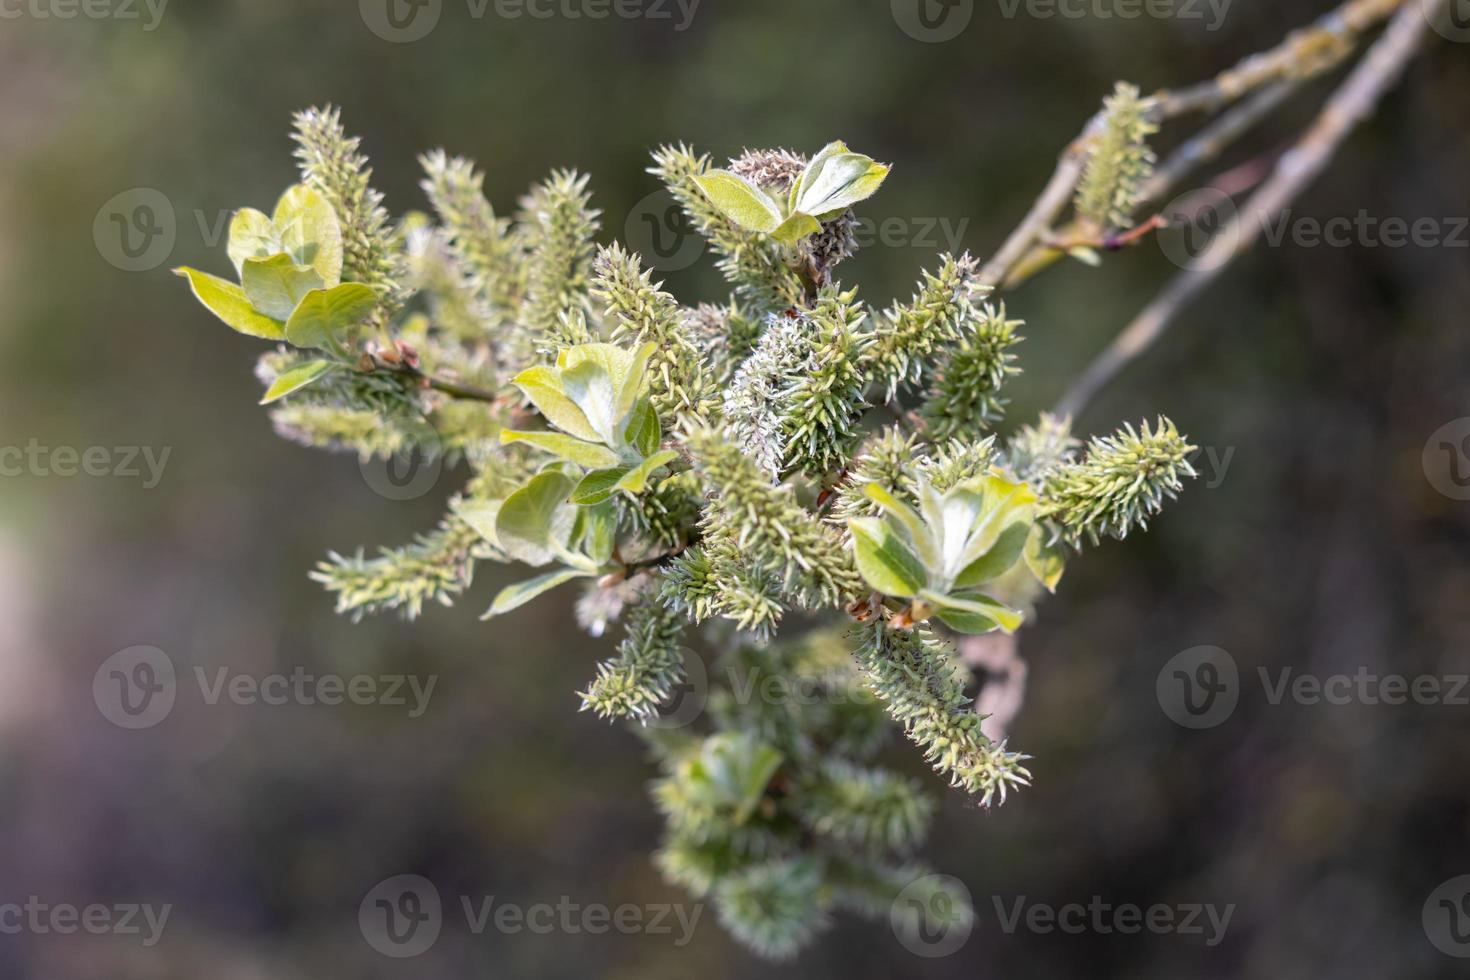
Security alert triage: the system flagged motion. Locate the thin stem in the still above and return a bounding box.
[1151,0,1405,118]
[1055,0,1438,419]
[980,0,1408,293]
[366,353,503,404]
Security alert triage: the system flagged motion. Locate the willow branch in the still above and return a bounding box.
[980,0,1409,293]
[1055,0,1438,419]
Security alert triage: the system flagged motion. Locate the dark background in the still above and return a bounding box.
[2,0,1468,976]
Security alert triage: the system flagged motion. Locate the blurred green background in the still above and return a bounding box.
[2,0,1468,976]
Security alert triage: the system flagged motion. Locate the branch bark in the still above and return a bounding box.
[1055,0,1439,419]
[979,0,1411,293]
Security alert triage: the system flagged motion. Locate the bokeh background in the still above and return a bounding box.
[2,0,1469,976]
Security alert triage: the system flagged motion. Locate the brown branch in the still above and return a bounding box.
[1152,0,1406,118]
[980,0,1409,293]
[1055,0,1439,419]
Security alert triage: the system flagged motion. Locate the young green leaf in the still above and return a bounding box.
[787,141,849,211]
[932,604,998,635]
[483,568,596,619]
[771,212,823,245]
[259,358,337,405]
[500,430,622,470]
[624,398,661,457]
[272,183,344,285]
[922,590,1024,634]
[571,501,618,565]
[512,366,603,444]
[614,449,680,496]
[561,359,621,445]
[692,171,783,234]
[570,467,631,506]
[950,475,1038,574]
[953,520,1030,589]
[242,254,325,321]
[495,470,579,566]
[174,267,286,341]
[794,151,890,218]
[453,499,503,546]
[850,518,927,599]
[1023,524,1067,593]
[283,283,378,349]
[227,208,278,277]
[862,483,939,571]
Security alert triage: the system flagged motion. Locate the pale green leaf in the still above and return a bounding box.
[954,520,1031,590]
[1023,524,1068,593]
[624,398,661,457]
[511,366,602,443]
[614,449,679,496]
[453,499,503,547]
[227,208,278,277]
[482,568,596,619]
[788,141,849,212]
[259,358,337,405]
[692,171,783,234]
[850,517,927,598]
[495,470,578,566]
[573,501,618,565]
[561,359,620,445]
[242,254,325,321]
[771,211,823,245]
[272,184,344,286]
[617,342,657,424]
[863,483,938,571]
[953,475,1038,574]
[933,605,999,635]
[923,589,1024,634]
[794,151,890,217]
[174,267,285,341]
[283,283,378,349]
[570,467,630,506]
[500,430,622,470]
